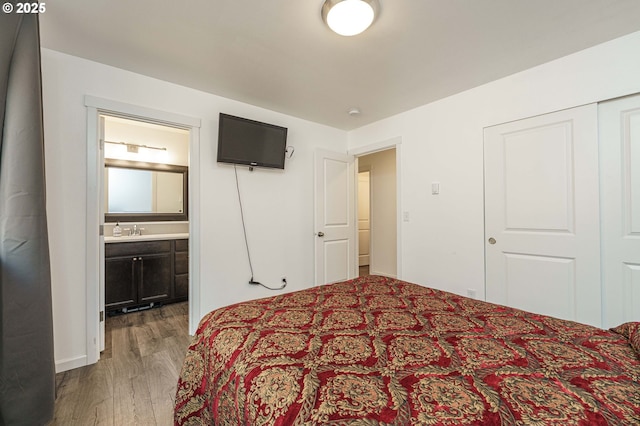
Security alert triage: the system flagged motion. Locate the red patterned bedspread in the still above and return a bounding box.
[174,276,640,425]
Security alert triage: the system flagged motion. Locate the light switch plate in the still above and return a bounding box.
[432,182,440,195]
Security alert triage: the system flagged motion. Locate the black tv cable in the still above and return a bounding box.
[234,165,286,291]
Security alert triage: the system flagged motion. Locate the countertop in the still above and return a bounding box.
[104,233,189,243]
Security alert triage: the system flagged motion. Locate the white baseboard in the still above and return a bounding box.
[370,270,397,279]
[55,355,88,373]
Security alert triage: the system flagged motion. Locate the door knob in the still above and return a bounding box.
[488,237,496,244]
[317,232,325,237]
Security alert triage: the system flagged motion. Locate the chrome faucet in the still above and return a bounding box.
[126,224,145,236]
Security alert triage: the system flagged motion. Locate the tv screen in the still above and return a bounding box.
[217,113,288,169]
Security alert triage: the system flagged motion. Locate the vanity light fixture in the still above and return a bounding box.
[321,0,380,36]
[103,140,167,153]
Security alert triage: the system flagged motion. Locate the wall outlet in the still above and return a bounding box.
[467,288,477,299]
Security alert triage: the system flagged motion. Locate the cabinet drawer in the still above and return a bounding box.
[175,252,189,274]
[106,241,171,257]
[175,274,188,299]
[175,239,189,252]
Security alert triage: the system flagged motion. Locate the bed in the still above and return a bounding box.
[174,275,640,425]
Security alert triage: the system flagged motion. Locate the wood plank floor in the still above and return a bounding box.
[49,302,191,425]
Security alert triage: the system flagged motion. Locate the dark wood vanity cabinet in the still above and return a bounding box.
[105,239,188,312]
[104,256,138,310]
[174,239,189,300]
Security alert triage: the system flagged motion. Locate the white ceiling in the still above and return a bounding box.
[39,0,640,130]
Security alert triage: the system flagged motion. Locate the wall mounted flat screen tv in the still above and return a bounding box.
[217,113,288,169]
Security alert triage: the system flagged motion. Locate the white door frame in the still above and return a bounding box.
[84,96,201,365]
[349,137,402,279]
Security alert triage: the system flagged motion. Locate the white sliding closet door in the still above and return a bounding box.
[599,94,640,327]
[484,105,601,327]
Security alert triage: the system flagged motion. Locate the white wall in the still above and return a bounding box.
[44,30,640,370]
[42,49,347,371]
[348,31,640,300]
[358,149,397,277]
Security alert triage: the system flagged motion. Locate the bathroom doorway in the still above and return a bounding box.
[100,115,191,350]
[85,96,201,365]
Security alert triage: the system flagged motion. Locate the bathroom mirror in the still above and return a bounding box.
[105,159,188,222]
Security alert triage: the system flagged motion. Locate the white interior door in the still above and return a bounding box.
[484,104,601,327]
[599,94,640,327]
[314,149,356,285]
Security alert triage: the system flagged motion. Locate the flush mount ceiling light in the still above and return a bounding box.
[322,0,380,36]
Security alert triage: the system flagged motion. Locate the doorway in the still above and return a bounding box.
[313,141,400,285]
[85,96,201,366]
[101,115,190,329]
[356,148,397,278]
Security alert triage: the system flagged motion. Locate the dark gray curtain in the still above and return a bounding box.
[0,10,55,426]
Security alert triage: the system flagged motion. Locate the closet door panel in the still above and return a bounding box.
[599,94,640,327]
[484,104,601,326]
